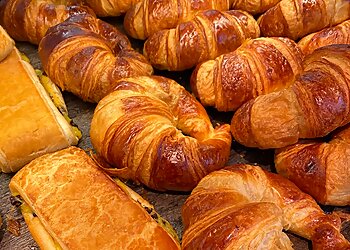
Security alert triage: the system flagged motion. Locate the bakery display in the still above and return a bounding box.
[90,76,232,191]
[85,0,141,16]
[299,19,350,56]
[182,164,350,249]
[39,14,153,103]
[191,37,304,111]
[258,0,350,40]
[275,124,350,206]
[0,29,79,173]
[124,0,232,40]
[231,45,350,149]
[0,0,92,44]
[143,9,260,71]
[9,147,180,250]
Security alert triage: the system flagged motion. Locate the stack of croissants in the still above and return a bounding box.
[1,0,350,249]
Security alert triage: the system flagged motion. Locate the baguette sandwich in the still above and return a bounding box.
[9,146,180,250]
[0,26,80,172]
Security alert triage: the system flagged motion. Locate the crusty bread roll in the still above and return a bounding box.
[9,147,180,250]
[0,33,79,172]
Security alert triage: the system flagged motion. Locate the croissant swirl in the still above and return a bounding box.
[90,76,232,192]
[0,0,92,44]
[299,19,350,56]
[191,37,304,111]
[85,0,141,16]
[275,124,350,206]
[39,14,153,103]
[231,45,350,149]
[0,25,14,61]
[143,10,259,71]
[258,0,350,40]
[124,0,232,40]
[182,164,350,250]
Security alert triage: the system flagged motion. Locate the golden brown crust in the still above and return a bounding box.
[39,14,153,103]
[191,37,304,111]
[182,164,350,249]
[90,76,232,191]
[231,0,281,14]
[231,44,350,149]
[143,10,259,71]
[299,19,350,56]
[0,25,14,61]
[124,0,232,40]
[85,0,141,16]
[258,0,350,40]
[9,147,180,250]
[0,0,93,44]
[275,124,350,206]
[0,47,78,173]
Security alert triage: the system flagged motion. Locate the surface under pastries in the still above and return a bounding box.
[0,47,77,173]
[9,147,180,250]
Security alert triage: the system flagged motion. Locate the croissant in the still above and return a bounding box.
[143,10,260,71]
[275,124,350,206]
[182,164,350,249]
[231,44,350,149]
[231,0,281,15]
[299,19,350,56]
[90,76,232,192]
[124,0,232,40]
[85,0,141,16]
[39,14,153,103]
[258,0,350,40]
[0,25,14,61]
[191,37,304,111]
[0,0,92,44]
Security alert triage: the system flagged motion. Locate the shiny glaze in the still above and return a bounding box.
[90,76,232,191]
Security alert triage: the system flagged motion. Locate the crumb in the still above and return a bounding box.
[6,215,21,237]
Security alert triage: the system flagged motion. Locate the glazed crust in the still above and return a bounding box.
[231,45,350,149]
[90,76,232,191]
[182,164,350,250]
[231,0,281,14]
[124,0,232,40]
[9,147,180,250]
[191,37,304,111]
[143,10,259,71]
[39,14,153,103]
[275,124,350,206]
[85,0,141,16]
[299,19,350,56]
[0,46,78,173]
[0,25,14,61]
[0,0,92,44]
[258,0,350,40]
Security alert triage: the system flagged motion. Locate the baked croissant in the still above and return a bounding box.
[182,164,350,250]
[90,76,232,192]
[143,10,260,71]
[258,0,350,40]
[39,14,153,103]
[85,0,141,16]
[231,44,350,149]
[124,0,232,40]
[299,19,350,56]
[275,124,350,206]
[191,37,304,111]
[0,25,14,61]
[0,0,92,44]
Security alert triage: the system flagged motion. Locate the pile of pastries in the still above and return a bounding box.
[1,0,350,249]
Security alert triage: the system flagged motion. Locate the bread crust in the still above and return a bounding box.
[9,147,180,250]
[0,25,14,61]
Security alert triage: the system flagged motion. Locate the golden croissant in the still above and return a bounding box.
[299,19,350,56]
[0,25,14,61]
[231,45,350,149]
[275,124,350,206]
[90,76,232,192]
[258,0,350,40]
[124,0,232,40]
[39,14,153,103]
[143,10,259,71]
[85,0,141,16]
[191,37,304,111]
[182,164,350,249]
[0,0,92,44]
